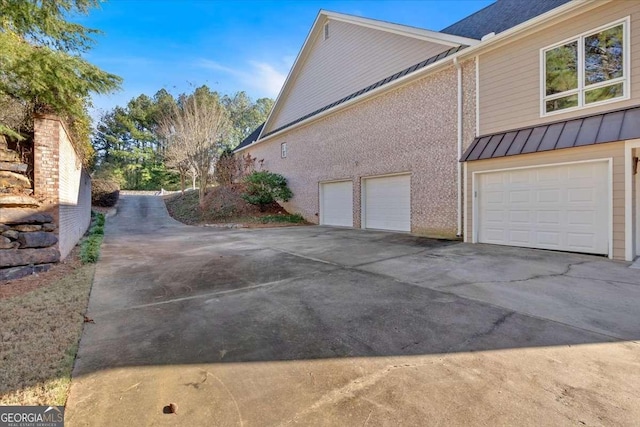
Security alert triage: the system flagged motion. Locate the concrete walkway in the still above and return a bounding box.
[66,195,640,426]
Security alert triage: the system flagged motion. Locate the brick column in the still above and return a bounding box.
[33,115,61,207]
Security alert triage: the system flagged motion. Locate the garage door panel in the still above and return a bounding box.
[537,231,560,246]
[478,161,608,255]
[567,210,594,226]
[485,191,504,204]
[509,170,530,184]
[509,230,531,244]
[537,189,560,203]
[509,210,530,223]
[321,181,353,227]
[537,168,560,182]
[363,175,410,232]
[537,211,560,224]
[567,233,595,249]
[509,190,530,203]
[484,228,507,242]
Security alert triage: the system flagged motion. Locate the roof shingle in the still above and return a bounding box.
[441,0,570,40]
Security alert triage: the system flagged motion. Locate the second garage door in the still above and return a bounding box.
[363,174,411,232]
[477,161,609,255]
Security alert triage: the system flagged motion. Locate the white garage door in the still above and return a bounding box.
[363,174,411,232]
[477,161,609,255]
[320,181,353,227]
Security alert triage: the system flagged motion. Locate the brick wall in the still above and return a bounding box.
[34,115,92,259]
[244,59,476,238]
[33,116,60,209]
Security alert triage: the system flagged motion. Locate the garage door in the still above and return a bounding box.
[477,161,609,254]
[363,174,410,232]
[320,181,353,227]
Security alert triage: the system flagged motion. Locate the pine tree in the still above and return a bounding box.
[0,0,121,164]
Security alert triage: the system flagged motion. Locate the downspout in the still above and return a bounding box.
[453,57,463,238]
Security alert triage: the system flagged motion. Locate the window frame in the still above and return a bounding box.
[281,142,287,158]
[540,16,630,117]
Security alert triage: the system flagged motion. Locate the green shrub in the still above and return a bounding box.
[91,179,120,207]
[81,213,105,264]
[241,171,293,212]
[259,213,305,224]
[80,235,103,263]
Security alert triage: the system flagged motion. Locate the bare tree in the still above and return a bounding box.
[163,136,190,194]
[158,87,230,206]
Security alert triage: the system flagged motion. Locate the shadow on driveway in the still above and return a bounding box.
[63,195,640,426]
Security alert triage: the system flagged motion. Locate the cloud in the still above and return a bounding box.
[197,58,288,98]
[246,61,287,98]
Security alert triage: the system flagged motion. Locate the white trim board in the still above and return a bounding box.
[625,139,640,261]
[471,158,614,259]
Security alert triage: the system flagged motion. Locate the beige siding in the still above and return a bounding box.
[464,142,626,260]
[479,1,640,136]
[247,59,476,238]
[266,18,453,133]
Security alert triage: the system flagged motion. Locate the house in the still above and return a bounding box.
[458,0,640,262]
[236,0,640,262]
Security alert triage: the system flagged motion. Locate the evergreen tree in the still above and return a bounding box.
[0,0,121,163]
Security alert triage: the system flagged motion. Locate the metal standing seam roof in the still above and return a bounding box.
[258,45,467,140]
[461,105,640,162]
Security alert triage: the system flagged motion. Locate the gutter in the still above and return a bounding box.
[238,0,596,153]
[453,57,463,238]
[235,51,461,152]
[455,0,608,59]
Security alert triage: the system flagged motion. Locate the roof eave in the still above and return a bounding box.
[457,0,611,59]
[236,49,464,152]
[322,10,479,47]
[259,8,479,142]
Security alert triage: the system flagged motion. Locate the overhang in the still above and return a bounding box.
[462,105,640,162]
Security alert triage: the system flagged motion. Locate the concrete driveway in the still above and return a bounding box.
[66,195,640,426]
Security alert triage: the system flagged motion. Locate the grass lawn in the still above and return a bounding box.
[0,257,95,405]
[164,184,308,227]
[0,213,105,406]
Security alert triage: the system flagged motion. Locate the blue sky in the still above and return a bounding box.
[80,0,493,118]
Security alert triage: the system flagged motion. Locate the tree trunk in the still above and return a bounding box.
[179,172,185,195]
[198,173,208,209]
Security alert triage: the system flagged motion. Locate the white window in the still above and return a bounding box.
[281,142,287,158]
[541,18,629,115]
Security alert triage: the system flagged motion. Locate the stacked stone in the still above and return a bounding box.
[1,135,60,281]
[0,135,31,194]
[0,210,60,280]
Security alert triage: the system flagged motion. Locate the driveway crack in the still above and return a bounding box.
[447,312,515,353]
[436,260,590,290]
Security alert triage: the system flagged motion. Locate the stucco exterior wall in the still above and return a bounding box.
[246,59,476,238]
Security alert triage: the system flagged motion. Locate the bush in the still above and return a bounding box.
[91,179,120,207]
[241,171,293,212]
[259,213,305,224]
[80,213,105,264]
[214,148,236,186]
